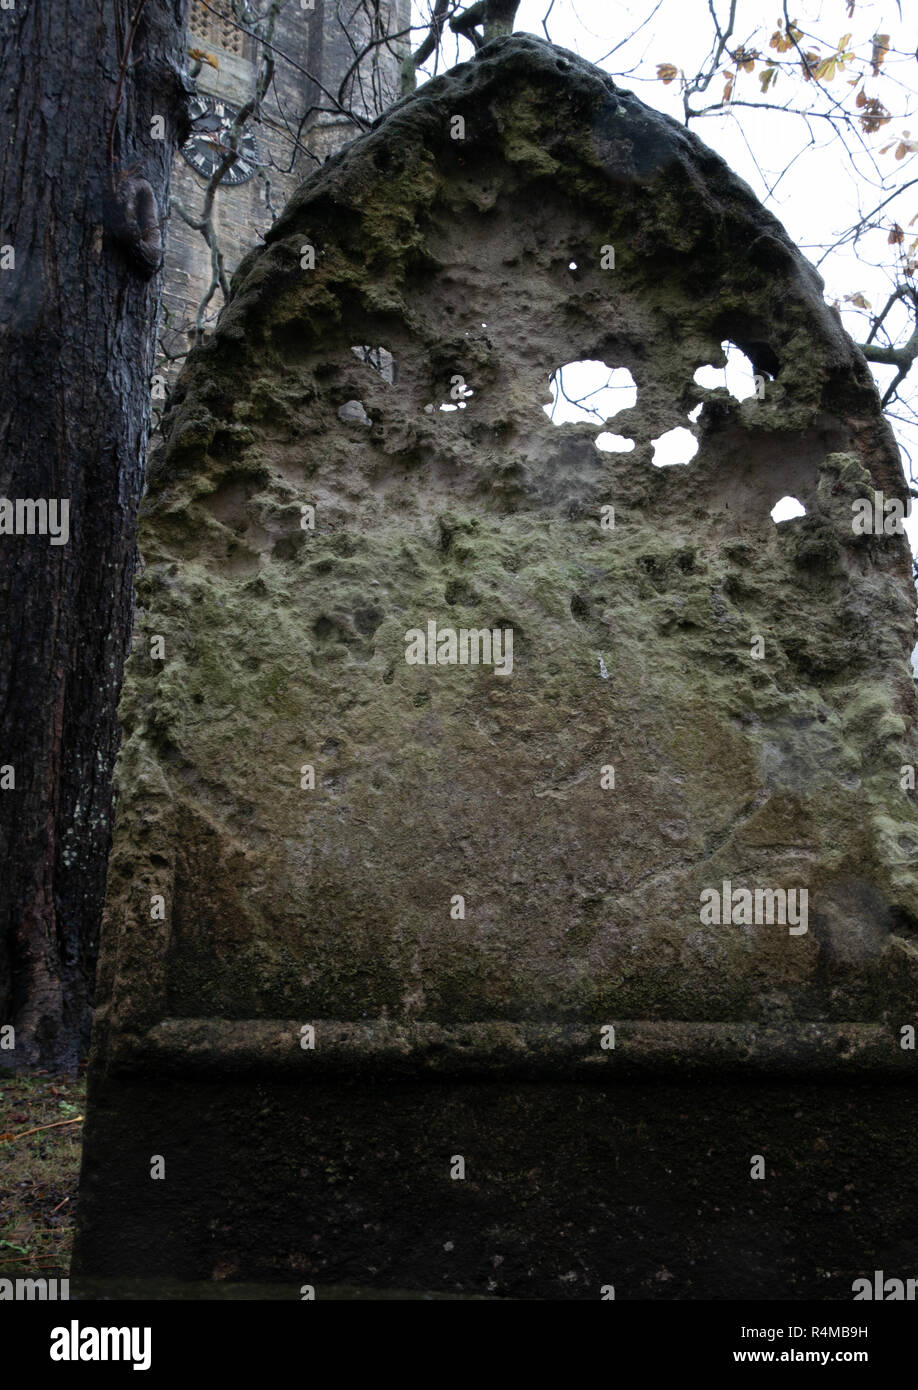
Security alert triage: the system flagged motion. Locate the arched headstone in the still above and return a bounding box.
[75,36,918,1300]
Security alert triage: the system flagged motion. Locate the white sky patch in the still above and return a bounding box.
[652,426,698,467]
[596,432,635,452]
[771,495,807,522]
[694,343,760,401]
[544,361,637,424]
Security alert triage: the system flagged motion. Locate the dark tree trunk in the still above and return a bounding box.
[0,0,191,1069]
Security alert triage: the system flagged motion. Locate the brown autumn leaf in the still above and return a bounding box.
[859,97,891,133]
[801,50,821,80]
[656,62,678,84]
[883,130,918,159]
[770,22,802,53]
[188,46,219,70]
[731,46,759,73]
[844,292,871,310]
[895,136,918,160]
[871,33,890,76]
[889,224,905,244]
[759,65,778,94]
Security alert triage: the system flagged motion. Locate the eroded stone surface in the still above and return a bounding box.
[93,34,918,1055]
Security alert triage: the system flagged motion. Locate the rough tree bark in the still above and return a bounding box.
[402,1,521,92]
[0,0,191,1069]
[450,0,520,50]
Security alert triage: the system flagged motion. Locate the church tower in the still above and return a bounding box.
[160,1,410,370]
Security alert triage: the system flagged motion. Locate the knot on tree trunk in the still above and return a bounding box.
[113,176,163,277]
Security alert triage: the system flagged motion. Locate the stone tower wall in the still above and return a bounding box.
[161,1,410,368]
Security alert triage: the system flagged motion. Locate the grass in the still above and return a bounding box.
[0,1068,86,1282]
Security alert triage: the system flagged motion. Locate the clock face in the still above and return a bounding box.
[182,95,258,185]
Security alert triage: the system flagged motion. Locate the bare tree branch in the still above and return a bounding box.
[401,0,452,94]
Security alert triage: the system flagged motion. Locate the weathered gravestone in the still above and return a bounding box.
[74,36,918,1299]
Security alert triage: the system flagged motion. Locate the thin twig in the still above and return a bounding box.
[0,1117,83,1143]
[106,0,151,178]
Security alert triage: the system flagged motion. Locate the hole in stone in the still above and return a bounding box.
[445,577,478,605]
[351,345,397,384]
[595,433,635,453]
[687,403,703,423]
[693,342,763,401]
[338,399,371,425]
[652,427,698,467]
[353,605,384,636]
[569,261,578,270]
[272,533,305,562]
[771,495,807,522]
[544,361,637,425]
